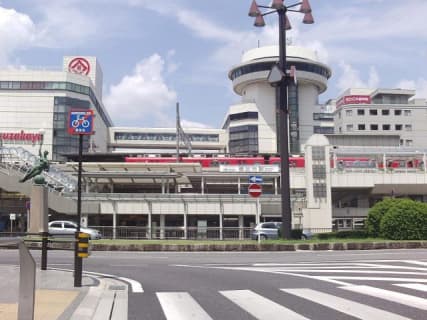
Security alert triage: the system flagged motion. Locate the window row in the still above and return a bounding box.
[345,124,412,131]
[342,109,412,117]
[114,132,220,142]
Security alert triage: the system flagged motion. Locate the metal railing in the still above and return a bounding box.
[89,226,333,240]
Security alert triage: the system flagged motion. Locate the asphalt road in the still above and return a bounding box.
[1,248,427,319]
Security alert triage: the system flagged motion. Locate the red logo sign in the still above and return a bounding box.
[248,183,262,198]
[0,130,43,144]
[336,95,371,108]
[68,57,90,75]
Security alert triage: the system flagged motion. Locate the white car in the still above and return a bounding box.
[48,220,102,240]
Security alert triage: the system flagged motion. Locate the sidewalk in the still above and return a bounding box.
[0,265,127,320]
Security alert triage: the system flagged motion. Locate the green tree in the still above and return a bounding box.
[380,199,427,240]
[366,197,399,237]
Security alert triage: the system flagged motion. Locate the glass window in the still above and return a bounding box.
[382,124,390,130]
[346,124,353,131]
[64,222,77,229]
[394,109,402,116]
[346,110,352,116]
[406,140,413,146]
[358,124,365,130]
[50,223,62,228]
[405,124,412,131]
[370,124,378,130]
[369,109,378,115]
[404,110,411,116]
[357,109,364,115]
[382,109,389,115]
[395,124,402,130]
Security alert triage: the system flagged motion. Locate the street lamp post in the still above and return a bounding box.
[248,0,314,238]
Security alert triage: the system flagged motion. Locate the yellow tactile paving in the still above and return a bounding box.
[0,289,79,320]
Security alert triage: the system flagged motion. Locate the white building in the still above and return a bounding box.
[223,45,332,155]
[0,56,112,161]
[333,88,427,149]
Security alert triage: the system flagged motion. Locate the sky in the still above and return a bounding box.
[0,0,426,129]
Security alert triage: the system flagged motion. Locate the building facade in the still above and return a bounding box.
[334,88,427,149]
[0,56,112,161]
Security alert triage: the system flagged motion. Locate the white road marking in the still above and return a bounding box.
[341,285,427,310]
[156,292,213,320]
[220,289,309,320]
[394,283,427,292]
[49,267,143,293]
[403,260,427,267]
[318,276,427,283]
[282,288,411,320]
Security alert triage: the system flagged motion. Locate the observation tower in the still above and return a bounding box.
[224,45,331,155]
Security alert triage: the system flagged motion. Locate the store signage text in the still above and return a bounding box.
[0,130,43,144]
[220,165,280,173]
[336,95,371,108]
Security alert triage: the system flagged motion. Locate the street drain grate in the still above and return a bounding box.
[109,285,127,291]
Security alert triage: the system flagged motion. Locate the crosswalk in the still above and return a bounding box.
[153,284,426,319]
[152,259,427,319]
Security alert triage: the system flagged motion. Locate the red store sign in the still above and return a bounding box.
[336,95,371,108]
[0,130,43,144]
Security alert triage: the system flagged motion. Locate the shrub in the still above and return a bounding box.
[290,229,303,239]
[380,199,427,240]
[317,232,336,240]
[366,198,399,237]
[335,230,368,238]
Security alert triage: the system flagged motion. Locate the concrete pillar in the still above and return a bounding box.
[219,202,223,240]
[237,177,241,195]
[160,214,165,239]
[29,185,48,233]
[147,201,152,240]
[112,202,117,239]
[183,201,188,239]
[161,179,165,194]
[238,215,244,240]
[274,177,278,195]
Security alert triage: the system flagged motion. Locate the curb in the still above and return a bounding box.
[89,241,427,252]
[5,240,427,252]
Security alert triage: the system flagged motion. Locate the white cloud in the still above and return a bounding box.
[336,62,380,93]
[396,78,427,99]
[104,54,177,126]
[0,7,35,65]
[181,119,211,129]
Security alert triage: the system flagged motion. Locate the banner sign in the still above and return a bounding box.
[336,95,371,108]
[0,130,43,144]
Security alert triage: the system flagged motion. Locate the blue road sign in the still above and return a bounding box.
[68,110,94,135]
[249,175,263,183]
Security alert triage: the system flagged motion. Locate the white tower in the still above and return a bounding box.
[224,45,331,155]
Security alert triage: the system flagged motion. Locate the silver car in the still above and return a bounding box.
[251,222,312,240]
[48,220,102,240]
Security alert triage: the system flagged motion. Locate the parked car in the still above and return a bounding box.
[48,220,102,240]
[251,222,312,240]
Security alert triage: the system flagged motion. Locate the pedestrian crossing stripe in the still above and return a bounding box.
[394,283,427,292]
[281,288,411,320]
[153,286,424,320]
[341,285,427,310]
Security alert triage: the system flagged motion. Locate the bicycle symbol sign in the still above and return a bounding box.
[68,110,94,135]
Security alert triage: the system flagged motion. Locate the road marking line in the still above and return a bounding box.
[156,292,213,320]
[341,285,427,310]
[220,289,309,320]
[49,268,143,293]
[394,283,427,292]
[403,260,427,267]
[281,288,411,320]
[320,276,427,282]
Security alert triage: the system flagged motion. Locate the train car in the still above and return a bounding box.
[268,156,305,168]
[124,156,178,164]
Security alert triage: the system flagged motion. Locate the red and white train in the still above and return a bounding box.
[124,155,425,169]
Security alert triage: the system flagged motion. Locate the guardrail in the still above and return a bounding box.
[0,237,35,320]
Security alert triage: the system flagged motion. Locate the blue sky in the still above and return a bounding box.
[1,0,426,128]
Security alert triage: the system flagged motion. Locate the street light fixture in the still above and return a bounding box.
[248,0,314,239]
